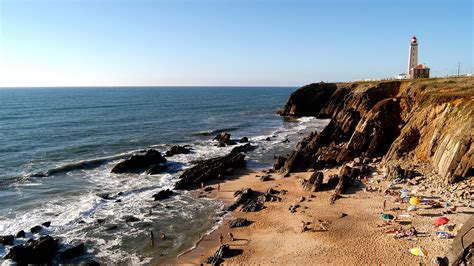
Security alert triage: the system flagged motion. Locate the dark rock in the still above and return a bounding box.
[259,175,271,181]
[267,168,276,173]
[273,156,287,170]
[386,164,421,180]
[204,186,214,192]
[61,243,85,259]
[5,235,57,264]
[289,204,300,213]
[279,82,337,117]
[30,225,42,234]
[231,143,255,154]
[98,193,114,200]
[105,225,118,231]
[96,219,106,224]
[327,174,339,188]
[214,132,236,146]
[227,188,264,212]
[228,218,250,228]
[122,215,140,223]
[302,171,324,192]
[165,145,190,156]
[111,149,167,174]
[0,235,14,245]
[42,221,51,228]
[265,137,271,141]
[86,260,100,266]
[152,189,173,201]
[259,192,280,202]
[239,137,249,143]
[174,150,246,190]
[115,199,122,203]
[206,244,230,266]
[15,230,26,238]
[146,164,168,175]
[87,260,101,266]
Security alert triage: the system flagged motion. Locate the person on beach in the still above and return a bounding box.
[150,231,155,248]
[160,232,166,240]
[217,182,220,191]
[301,221,307,232]
[201,182,204,189]
[219,234,223,244]
[383,199,387,211]
[228,232,234,241]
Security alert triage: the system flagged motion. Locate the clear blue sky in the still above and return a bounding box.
[0,0,472,87]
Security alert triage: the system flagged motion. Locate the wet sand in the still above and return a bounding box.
[172,168,471,265]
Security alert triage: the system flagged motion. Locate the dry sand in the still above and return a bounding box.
[171,168,471,265]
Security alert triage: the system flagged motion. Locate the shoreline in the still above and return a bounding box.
[171,166,471,265]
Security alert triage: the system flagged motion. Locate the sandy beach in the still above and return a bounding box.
[174,167,472,265]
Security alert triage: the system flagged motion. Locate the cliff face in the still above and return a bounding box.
[280,77,474,184]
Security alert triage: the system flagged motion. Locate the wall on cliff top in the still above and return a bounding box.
[279,77,473,184]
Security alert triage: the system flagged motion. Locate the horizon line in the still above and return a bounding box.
[0,85,301,89]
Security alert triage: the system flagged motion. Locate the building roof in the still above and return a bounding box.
[414,64,430,69]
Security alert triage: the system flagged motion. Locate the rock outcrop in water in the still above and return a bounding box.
[279,77,474,184]
[174,149,246,190]
[165,145,191,156]
[111,149,167,174]
[214,132,236,146]
[4,235,58,264]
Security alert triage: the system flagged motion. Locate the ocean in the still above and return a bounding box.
[0,87,327,263]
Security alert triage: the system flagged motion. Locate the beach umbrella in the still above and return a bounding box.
[381,213,395,221]
[409,197,421,205]
[434,217,449,227]
[410,247,427,256]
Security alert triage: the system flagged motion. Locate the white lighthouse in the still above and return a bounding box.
[408,35,418,78]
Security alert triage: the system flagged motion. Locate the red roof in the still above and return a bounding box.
[414,64,429,69]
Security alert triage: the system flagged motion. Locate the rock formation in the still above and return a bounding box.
[111,149,167,174]
[165,145,190,156]
[174,150,246,190]
[279,77,473,184]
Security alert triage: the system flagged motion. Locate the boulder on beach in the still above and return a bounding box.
[111,149,167,174]
[228,218,250,228]
[206,244,230,266]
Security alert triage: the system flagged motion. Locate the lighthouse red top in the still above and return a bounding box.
[411,35,417,44]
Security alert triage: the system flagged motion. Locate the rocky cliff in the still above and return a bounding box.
[279,77,474,184]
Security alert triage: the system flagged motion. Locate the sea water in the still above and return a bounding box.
[0,87,328,263]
